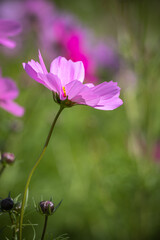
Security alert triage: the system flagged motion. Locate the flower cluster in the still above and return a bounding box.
[0,0,119,82]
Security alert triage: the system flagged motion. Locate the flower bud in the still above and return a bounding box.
[2,152,15,164]
[39,201,54,215]
[1,197,14,211]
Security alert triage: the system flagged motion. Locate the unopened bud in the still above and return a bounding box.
[1,197,14,211]
[2,152,15,164]
[39,201,54,215]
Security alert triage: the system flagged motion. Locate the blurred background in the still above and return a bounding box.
[0,0,160,239]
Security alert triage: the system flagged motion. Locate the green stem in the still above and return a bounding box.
[9,211,16,240]
[41,215,48,240]
[19,106,64,240]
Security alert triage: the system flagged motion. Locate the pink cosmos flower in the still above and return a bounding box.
[51,17,97,83]
[0,69,24,116]
[49,15,120,83]
[23,51,123,110]
[0,19,21,48]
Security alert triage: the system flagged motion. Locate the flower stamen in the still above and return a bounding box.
[62,86,66,97]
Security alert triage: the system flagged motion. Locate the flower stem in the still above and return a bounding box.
[9,211,16,240]
[41,215,48,240]
[19,106,64,240]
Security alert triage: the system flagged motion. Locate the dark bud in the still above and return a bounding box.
[1,197,14,211]
[39,201,54,215]
[2,152,15,164]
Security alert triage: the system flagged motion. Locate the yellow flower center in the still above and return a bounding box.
[62,86,67,97]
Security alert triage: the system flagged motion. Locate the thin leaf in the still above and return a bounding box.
[24,188,29,209]
[14,193,21,203]
[28,220,36,240]
[53,200,63,213]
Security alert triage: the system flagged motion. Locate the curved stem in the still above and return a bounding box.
[19,106,64,240]
[41,215,48,240]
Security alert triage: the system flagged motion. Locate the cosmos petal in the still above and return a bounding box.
[0,100,24,117]
[50,56,85,86]
[0,77,19,100]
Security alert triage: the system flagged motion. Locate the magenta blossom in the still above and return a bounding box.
[23,51,123,110]
[51,16,98,83]
[0,19,21,48]
[0,69,24,116]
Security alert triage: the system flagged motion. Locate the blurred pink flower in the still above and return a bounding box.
[92,42,119,71]
[0,0,55,52]
[0,69,24,116]
[0,1,24,20]
[0,19,21,48]
[23,51,123,110]
[152,140,160,162]
[51,17,97,83]
[23,0,55,36]
[24,0,54,22]
[49,15,120,83]
[0,1,120,82]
